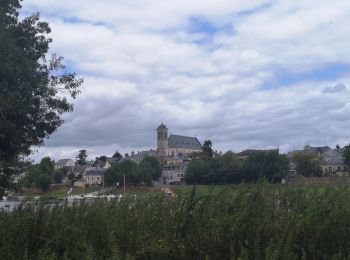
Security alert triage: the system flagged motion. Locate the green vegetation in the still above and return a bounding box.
[0,0,82,196]
[20,157,55,191]
[1,184,350,259]
[76,150,88,166]
[293,152,323,177]
[186,150,289,184]
[343,144,350,167]
[105,156,161,186]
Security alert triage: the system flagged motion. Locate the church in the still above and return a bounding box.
[156,123,202,159]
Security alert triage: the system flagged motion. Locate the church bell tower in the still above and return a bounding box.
[156,123,168,157]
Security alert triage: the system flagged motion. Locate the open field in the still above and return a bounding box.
[1,184,350,259]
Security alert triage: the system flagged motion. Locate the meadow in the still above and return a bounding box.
[1,184,350,259]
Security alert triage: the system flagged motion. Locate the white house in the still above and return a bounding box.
[84,168,106,186]
[55,159,75,170]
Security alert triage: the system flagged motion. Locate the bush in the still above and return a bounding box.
[35,174,51,192]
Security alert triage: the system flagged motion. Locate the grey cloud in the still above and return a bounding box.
[322,83,347,94]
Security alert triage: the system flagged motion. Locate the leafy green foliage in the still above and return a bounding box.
[53,169,64,184]
[19,157,54,191]
[343,144,350,167]
[105,156,161,186]
[1,185,350,259]
[36,174,51,192]
[293,152,323,177]
[0,0,82,195]
[186,150,288,184]
[243,150,289,182]
[76,150,87,165]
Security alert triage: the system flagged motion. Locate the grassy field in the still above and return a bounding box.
[2,184,350,259]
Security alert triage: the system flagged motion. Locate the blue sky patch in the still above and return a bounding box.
[265,63,350,89]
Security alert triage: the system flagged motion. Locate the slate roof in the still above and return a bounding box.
[157,123,168,130]
[56,159,72,166]
[93,157,118,168]
[324,157,344,165]
[168,134,202,150]
[306,146,332,154]
[86,168,107,176]
[120,150,157,164]
[237,149,279,157]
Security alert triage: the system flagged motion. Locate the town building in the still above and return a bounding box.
[156,123,202,183]
[156,123,202,159]
[287,145,349,176]
[84,168,106,186]
[161,156,190,184]
[92,157,118,169]
[55,159,75,170]
[120,150,157,164]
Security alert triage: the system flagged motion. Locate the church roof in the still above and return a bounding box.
[168,134,202,150]
[157,123,168,130]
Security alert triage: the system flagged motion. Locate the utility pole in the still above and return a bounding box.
[123,173,126,197]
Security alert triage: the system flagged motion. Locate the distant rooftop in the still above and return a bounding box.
[56,159,73,166]
[157,123,168,130]
[168,134,202,150]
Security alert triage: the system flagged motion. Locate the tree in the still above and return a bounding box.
[0,1,83,196]
[293,152,323,177]
[53,169,64,184]
[36,174,51,192]
[112,150,123,161]
[202,140,214,159]
[242,151,289,183]
[76,150,87,165]
[137,156,162,185]
[39,157,54,176]
[343,145,350,167]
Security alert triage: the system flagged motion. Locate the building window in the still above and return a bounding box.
[338,166,341,172]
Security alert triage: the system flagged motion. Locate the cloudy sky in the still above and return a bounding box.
[22,0,350,161]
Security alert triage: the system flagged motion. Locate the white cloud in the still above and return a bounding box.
[21,0,350,161]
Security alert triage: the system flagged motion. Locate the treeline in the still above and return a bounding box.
[105,156,161,186]
[185,150,289,184]
[1,185,350,259]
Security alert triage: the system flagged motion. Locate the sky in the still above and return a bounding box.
[21,0,350,161]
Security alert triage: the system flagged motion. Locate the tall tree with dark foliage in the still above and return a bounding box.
[0,0,83,195]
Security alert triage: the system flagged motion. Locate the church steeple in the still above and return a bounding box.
[157,123,168,157]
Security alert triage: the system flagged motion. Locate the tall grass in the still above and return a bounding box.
[1,184,350,259]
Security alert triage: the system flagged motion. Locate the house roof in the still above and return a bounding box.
[86,168,107,176]
[324,157,344,165]
[93,157,118,168]
[120,150,157,164]
[168,134,202,150]
[56,159,72,166]
[306,146,332,154]
[237,149,279,157]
